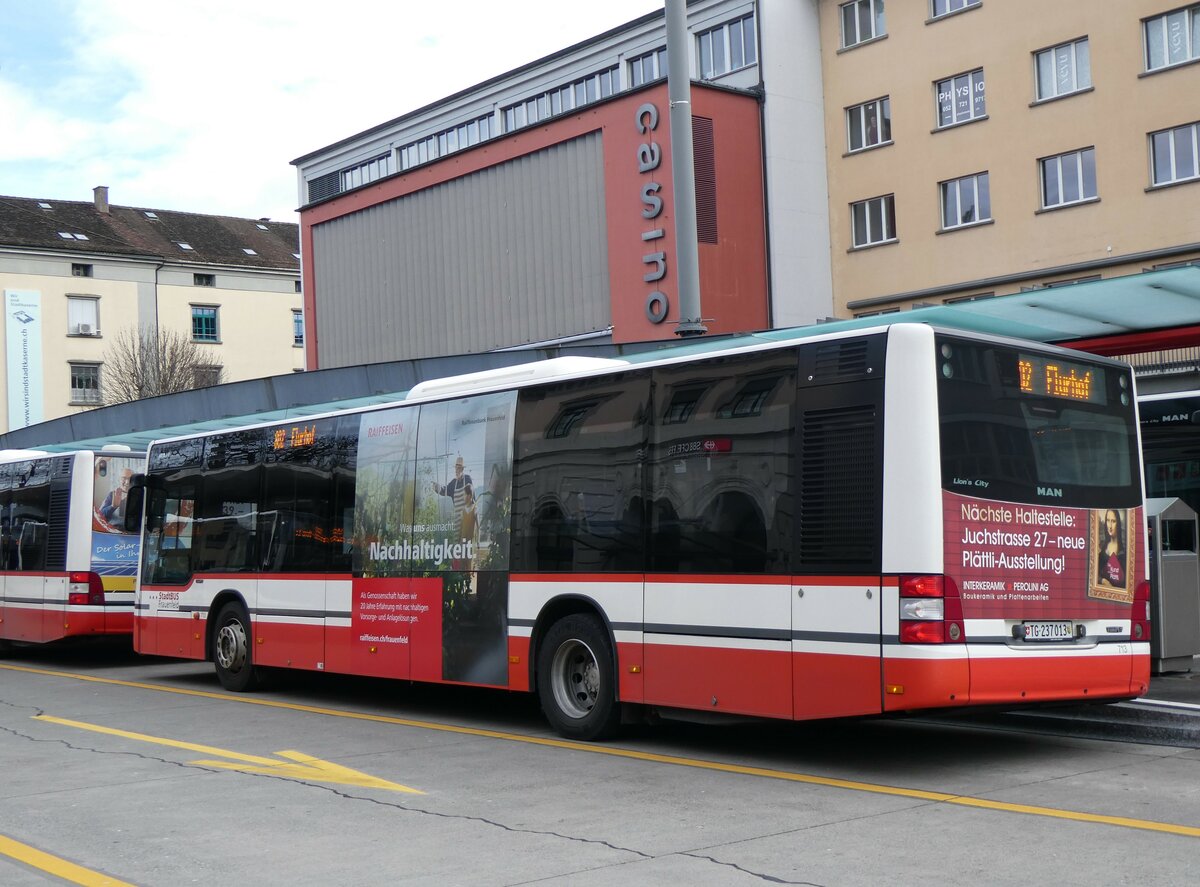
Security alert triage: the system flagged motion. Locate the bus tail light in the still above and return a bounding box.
[1131,580,1152,642]
[899,574,965,644]
[68,572,105,606]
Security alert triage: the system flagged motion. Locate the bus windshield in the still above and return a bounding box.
[936,335,1141,508]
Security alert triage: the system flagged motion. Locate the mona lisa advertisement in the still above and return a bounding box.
[944,491,1144,619]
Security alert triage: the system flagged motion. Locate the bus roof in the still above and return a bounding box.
[140,322,1134,451]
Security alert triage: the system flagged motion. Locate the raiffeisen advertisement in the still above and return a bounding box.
[351,392,515,685]
[944,491,1144,619]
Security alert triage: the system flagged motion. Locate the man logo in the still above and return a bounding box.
[1037,486,1063,498]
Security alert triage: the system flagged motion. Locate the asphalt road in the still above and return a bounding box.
[1,642,1198,886]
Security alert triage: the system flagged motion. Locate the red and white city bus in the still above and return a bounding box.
[128,324,1150,739]
[0,448,145,652]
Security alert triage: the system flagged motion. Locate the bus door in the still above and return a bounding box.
[142,491,205,660]
[791,340,886,719]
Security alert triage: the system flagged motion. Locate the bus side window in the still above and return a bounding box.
[511,371,651,574]
[650,353,796,575]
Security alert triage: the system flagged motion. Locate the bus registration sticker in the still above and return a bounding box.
[1022,621,1073,641]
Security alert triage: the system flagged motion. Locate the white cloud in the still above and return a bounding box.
[1,0,663,222]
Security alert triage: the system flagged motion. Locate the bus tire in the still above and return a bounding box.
[213,602,262,692]
[537,613,620,741]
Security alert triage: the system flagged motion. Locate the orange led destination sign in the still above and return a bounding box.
[272,425,318,450]
[1017,354,1102,404]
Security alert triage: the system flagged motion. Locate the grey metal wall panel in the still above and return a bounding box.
[313,132,611,368]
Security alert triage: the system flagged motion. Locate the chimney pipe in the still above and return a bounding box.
[93,186,109,214]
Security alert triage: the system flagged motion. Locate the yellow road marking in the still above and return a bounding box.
[34,715,421,794]
[0,833,134,887]
[6,662,1199,837]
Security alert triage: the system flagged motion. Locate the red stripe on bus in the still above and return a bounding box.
[641,642,793,719]
[2,607,127,643]
[882,655,971,712]
[791,651,885,719]
[968,653,1145,704]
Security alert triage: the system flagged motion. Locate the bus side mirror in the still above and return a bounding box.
[123,474,163,534]
[123,485,146,534]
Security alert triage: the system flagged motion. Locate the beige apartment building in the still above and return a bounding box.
[820,0,1200,315]
[0,189,303,433]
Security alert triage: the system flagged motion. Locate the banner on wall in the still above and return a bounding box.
[4,290,44,429]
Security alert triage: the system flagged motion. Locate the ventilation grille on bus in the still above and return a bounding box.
[47,486,71,570]
[798,404,878,569]
[812,340,870,382]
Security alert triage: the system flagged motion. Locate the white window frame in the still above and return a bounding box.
[340,153,391,192]
[1039,147,1098,209]
[400,113,495,172]
[1034,37,1091,101]
[931,0,980,18]
[1144,5,1200,72]
[850,194,897,248]
[628,47,666,88]
[1151,122,1200,186]
[501,67,617,133]
[840,0,886,49]
[66,295,100,336]
[69,362,102,405]
[939,172,991,230]
[293,310,305,347]
[935,69,986,128]
[846,96,892,152]
[697,13,757,80]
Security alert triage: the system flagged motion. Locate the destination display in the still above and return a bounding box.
[1016,353,1104,403]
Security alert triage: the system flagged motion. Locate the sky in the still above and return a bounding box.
[0,0,664,224]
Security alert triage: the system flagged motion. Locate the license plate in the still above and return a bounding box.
[1022,621,1073,641]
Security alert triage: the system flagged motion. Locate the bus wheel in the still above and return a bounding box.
[537,614,620,741]
[213,603,261,692]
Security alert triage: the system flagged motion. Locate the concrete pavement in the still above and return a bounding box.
[1147,656,1200,707]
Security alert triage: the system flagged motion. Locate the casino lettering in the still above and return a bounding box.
[636,102,669,325]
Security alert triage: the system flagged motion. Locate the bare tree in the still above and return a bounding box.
[102,326,225,405]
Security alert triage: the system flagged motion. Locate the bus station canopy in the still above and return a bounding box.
[4,265,1199,454]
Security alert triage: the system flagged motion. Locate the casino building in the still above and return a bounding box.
[291,0,824,368]
[292,0,1200,376]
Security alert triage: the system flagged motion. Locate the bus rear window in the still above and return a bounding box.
[936,336,1139,508]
